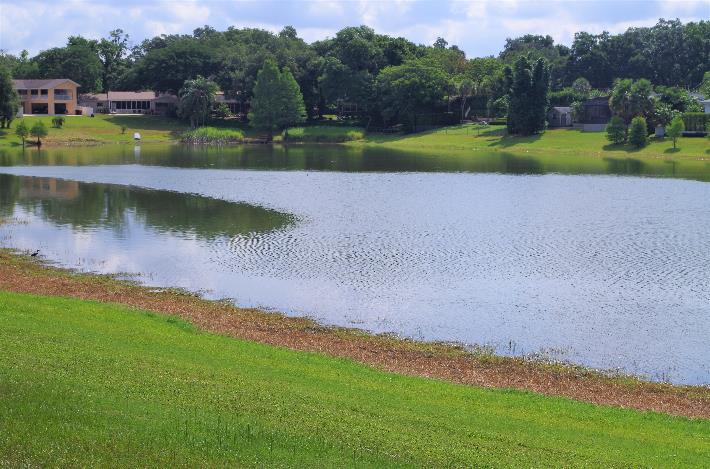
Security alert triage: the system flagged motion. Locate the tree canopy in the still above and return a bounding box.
[248,59,306,139]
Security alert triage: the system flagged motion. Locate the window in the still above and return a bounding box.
[18,89,27,95]
[31,89,38,96]
[40,89,48,96]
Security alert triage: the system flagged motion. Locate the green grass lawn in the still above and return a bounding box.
[0,290,708,467]
[357,124,710,159]
[0,114,190,146]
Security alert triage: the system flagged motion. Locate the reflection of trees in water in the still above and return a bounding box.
[602,158,646,176]
[0,174,293,240]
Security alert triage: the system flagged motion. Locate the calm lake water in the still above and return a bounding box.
[1,144,709,384]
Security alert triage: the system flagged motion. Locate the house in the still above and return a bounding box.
[576,96,612,131]
[547,106,572,127]
[700,99,710,114]
[78,91,179,115]
[13,79,80,115]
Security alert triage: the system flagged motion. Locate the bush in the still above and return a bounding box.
[666,115,685,149]
[628,116,648,148]
[682,112,710,132]
[213,103,232,119]
[606,116,627,144]
[282,126,365,143]
[181,126,245,144]
[51,116,65,128]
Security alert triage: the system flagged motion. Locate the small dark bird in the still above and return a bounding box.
[30,250,39,257]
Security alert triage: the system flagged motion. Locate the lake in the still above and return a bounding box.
[1,144,708,384]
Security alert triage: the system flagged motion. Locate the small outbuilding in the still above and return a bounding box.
[577,96,612,132]
[547,106,572,127]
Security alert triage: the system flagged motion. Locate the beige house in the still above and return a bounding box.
[13,79,80,115]
[78,91,179,115]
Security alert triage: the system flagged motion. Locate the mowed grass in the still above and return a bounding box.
[0,114,190,146]
[283,125,365,142]
[359,124,710,159]
[0,291,708,467]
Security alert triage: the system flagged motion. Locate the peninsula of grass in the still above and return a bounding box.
[181,126,245,144]
[283,125,365,142]
[1,289,708,467]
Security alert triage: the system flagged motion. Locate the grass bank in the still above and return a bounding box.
[0,249,707,421]
[355,124,710,159]
[1,289,708,467]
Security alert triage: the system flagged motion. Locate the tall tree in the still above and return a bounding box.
[178,76,218,128]
[32,36,103,91]
[505,56,549,135]
[97,29,130,92]
[0,66,19,128]
[248,59,306,140]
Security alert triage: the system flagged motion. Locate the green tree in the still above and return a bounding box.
[32,36,103,92]
[14,120,28,146]
[249,59,306,140]
[605,116,627,144]
[30,120,48,146]
[609,78,654,125]
[628,116,648,148]
[97,29,130,92]
[178,76,219,128]
[455,78,475,121]
[0,66,19,128]
[666,115,684,149]
[571,77,592,96]
[505,56,549,135]
[376,59,449,131]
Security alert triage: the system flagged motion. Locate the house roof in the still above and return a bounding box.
[551,106,571,112]
[13,78,80,89]
[583,96,610,105]
[80,91,179,102]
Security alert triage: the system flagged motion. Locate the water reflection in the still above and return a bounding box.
[0,174,293,239]
[2,144,710,181]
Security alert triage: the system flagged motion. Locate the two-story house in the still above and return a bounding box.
[13,79,80,115]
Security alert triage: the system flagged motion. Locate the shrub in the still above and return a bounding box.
[181,126,245,144]
[14,120,29,145]
[282,126,365,143]
[213,103,232,119]
[666,115,685,149]
[605,116,627,144]
[51,116,65,128]
[628,116,648,148]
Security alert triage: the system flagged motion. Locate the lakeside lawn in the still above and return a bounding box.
[358,124,710,159]
[1,290,709,467]
[0,116,707,161]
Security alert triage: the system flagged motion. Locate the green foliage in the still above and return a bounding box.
[2,290,708,467]
[181,126,244,144]
[609,78,654,124]
[0,66,19,128]
[700,71,710,98]
[654,85,702,113]
[31,36,104,92]
[628,116,648,148]
[606,116,627,144]
[97,29,130,92]
[376,59,449,130]
[283,126,364,142]
[505,56,550,135]
[666,115,685,149]
[248,59,306,138]
[51,116,65,128]
[29,120,48,145]
[213,103,231,119]
[14,120,28,145]
[571,77,592,96]
[178,76,219,128]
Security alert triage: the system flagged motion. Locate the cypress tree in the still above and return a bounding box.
[249,59,305,141]
[506,55,549,135]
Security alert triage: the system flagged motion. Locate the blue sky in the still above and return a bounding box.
[1,0,708,58]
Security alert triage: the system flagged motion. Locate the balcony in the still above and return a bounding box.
[54,93,73,101]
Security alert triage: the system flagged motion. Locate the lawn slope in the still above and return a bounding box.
[1,291,708,467]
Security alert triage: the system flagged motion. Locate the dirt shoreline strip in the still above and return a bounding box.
[1,250,708,420]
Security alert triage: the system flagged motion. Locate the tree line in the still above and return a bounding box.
[0,19,708,135]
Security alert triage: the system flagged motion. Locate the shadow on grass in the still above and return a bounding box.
[487,132,542,149]
[664,147,681,154]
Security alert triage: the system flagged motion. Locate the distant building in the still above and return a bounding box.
[78,90,245,117]
[699,99,710,114]
[13,79,80,115]
[577,96,612,132]
[78,91,179,115]
[547,106,572,127]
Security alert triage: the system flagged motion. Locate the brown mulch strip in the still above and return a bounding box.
[1,250,708,420]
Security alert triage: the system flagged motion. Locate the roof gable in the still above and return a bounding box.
[13,78,80,89]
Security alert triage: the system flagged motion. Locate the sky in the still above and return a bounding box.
[0,0,708,58]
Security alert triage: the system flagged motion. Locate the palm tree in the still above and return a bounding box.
[178,76,218,128]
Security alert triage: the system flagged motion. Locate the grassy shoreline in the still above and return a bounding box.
[1,115,707,161]
[0,249,707,420]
